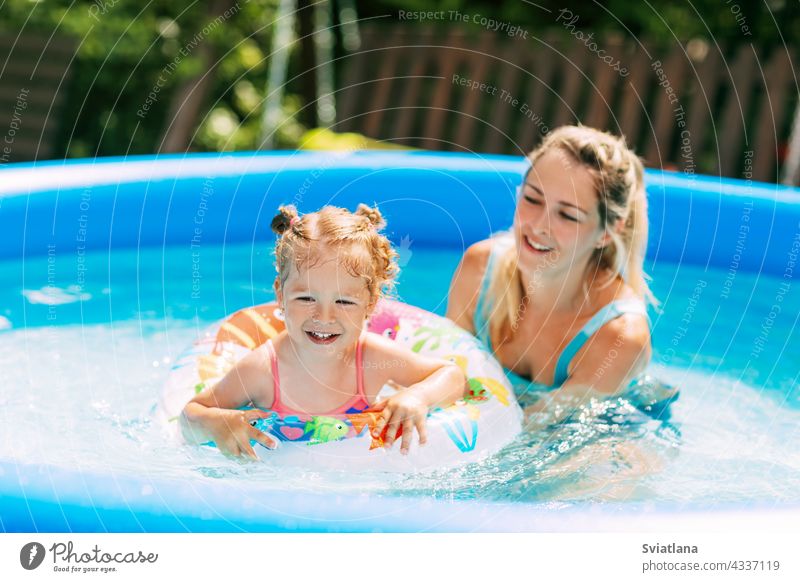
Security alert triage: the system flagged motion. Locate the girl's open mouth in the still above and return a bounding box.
[305,330,341,345]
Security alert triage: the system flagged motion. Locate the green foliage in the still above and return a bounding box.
[2,0,798,158]
[1,0,285,157]
[298,127,412,150]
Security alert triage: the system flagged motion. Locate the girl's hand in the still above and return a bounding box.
[371,380,429,455]
[203,408,278,460]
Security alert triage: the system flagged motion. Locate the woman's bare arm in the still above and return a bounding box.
[446,239,494,333]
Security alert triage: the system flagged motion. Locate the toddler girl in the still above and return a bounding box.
[181,204,466,459]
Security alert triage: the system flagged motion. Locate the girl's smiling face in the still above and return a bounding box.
[513,148,610,278]
[276,244,373,353]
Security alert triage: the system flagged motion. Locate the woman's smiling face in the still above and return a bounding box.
[513,148,609,278]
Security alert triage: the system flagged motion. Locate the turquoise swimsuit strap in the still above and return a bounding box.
[552,298,649,386]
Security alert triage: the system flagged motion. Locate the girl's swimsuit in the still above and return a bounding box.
[472,235,650,399]
[265,338,371,416]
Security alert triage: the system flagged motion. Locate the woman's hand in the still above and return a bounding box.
[183,406,278,460]
[370,380,429,455]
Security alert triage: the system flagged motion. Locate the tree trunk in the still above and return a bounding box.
[159,0,237,153]
[297,0,318,129]
[782,102,800,186]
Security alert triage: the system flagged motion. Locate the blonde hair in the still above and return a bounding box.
[485,125,656,346]
[270,204,398,304]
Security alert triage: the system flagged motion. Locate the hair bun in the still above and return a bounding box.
[271,205,299,235]
[355,203,385,230]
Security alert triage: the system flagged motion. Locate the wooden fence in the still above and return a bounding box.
[336,25,798,183]
[2,26,796,185]
[0,34,76,164]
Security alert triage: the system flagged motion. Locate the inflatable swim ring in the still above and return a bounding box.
[159,299,523,472]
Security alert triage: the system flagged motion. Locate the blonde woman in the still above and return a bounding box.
[447,125,673,419]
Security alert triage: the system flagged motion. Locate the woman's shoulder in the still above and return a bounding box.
[589,273,645,309]
[461,234,512,274]
[590,281,651,355]
[611,281,650,318]
[567,284,652,392]
[583,278,651,342]
[446,237,506,330]
[448,233,515,331]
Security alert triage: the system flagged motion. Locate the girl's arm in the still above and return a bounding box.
[180,348,277,458]
[524,314,651,427]
[446,239,494,333]
[364,334,467,454]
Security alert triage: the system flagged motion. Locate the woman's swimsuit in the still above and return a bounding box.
[472,235,651,400]
[265,338,371,416]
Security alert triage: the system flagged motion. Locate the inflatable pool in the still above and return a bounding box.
[1,150,799,532]
[160,299,522,471]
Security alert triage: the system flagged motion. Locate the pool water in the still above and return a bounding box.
[0,241,798,506]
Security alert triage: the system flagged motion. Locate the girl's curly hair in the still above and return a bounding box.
[270,204,398,304]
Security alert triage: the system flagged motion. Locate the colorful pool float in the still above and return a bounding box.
[159,299,523,472]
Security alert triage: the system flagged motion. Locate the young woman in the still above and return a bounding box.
[447,125,668,418]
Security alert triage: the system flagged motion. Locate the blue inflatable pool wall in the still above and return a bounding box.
[1,150,799,532]
[1,151,798,279]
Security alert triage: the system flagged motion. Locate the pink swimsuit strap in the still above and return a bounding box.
[265,337,368,416]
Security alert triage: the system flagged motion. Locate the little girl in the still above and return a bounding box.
[180,204,466,459]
